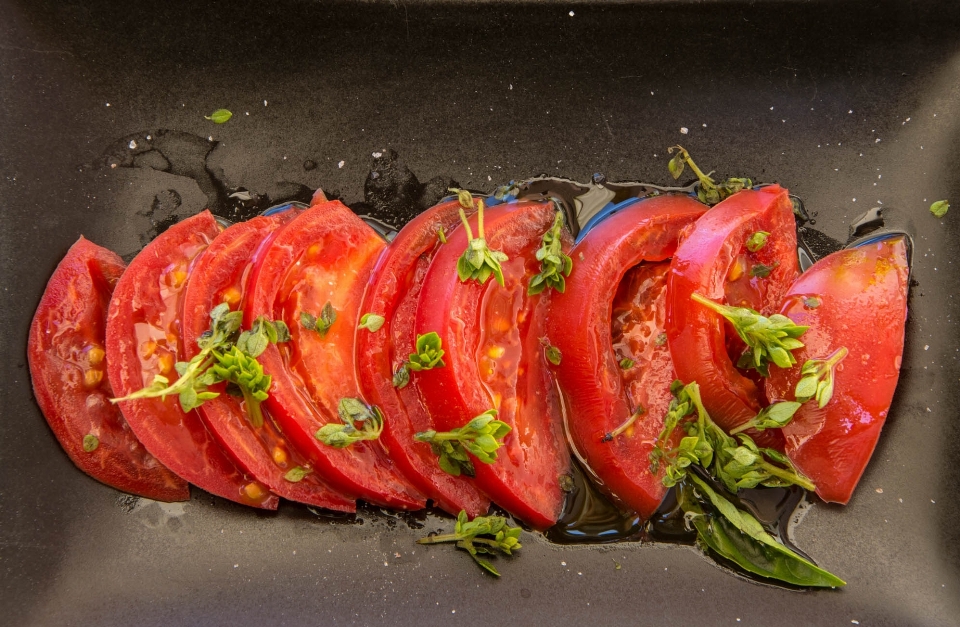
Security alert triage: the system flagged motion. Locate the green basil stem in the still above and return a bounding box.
[241,387,265,429]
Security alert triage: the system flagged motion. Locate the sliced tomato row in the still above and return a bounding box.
[28,183,909,524]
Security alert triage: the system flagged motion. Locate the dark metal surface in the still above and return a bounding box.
[2,1,959,625]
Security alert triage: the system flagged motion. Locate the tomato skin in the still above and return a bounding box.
[246,200,425,510]
[665,186,799,447]
[549,195,707,519]
[357,198,490,517]
[415,201,570,530]
[765,236,909,504]
[106,211,277,508]
[28,238,189,502]
[181,213,355,512]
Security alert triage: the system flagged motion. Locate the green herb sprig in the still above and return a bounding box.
[393,332,445,389]
[451,188,509,286]
[528,211,573,295]
[691,293,807,376]
[301,302,337,337]
[112,304,287,428]
[315,398,384,448]
[794,347,848,408]
[728,401,802,436]
[667,145,752,205]
[414,409,511,477]
[417,510,522,577]
[650,381,843,587]
[650,381,814,493]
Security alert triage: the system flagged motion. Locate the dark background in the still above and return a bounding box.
[2,1,959,625]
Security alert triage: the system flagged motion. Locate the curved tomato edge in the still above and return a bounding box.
[28,237,190,502]
[551,195,707,519]
[181,214,356,512]
[245,200,426,510]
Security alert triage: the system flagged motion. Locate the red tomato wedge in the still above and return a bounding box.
[245,199,425,510]
[357,198,490,517]
[181,213,355,512]
[28,237,189,502]
[106,211,278,509]
[665,186,799,447]
[549,196,707,519]
[765,236,909,503]
[415,201,571,530]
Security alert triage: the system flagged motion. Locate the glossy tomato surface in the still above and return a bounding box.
[28,237,189,502]
[245,199,425,510]
[357,198,490,517]
[550,195,706,519]
[415,201,570,530]
[765,236,909,504]
[666,186,799,446]
[181,213,354,512]
[106,211,278,509]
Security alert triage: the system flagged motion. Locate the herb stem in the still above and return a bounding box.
[241,386,265,429]
[602,406,644,442]
[459,208,474,242]
[416,533,461,545]
[759,461,815,491]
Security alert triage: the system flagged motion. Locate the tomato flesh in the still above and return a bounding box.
[550,196,707,518]
[181,213,355,512]
[765,236,909,503]
[357,198,490,517]
[246,199,425,509]
[106,211,277,508]
[415,201,570,530]
[666,186,799,447]
[28,237,189,502]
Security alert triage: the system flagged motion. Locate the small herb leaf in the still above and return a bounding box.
[358,313,386,333]
[284,466,311,483]
[745,231,770,252]
[205,109,233,124]
[930,200,950,218]
[82,434,99,452]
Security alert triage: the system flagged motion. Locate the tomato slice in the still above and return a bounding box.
[549,196,707,519]
[106,211,278,509]
[181,213,355,512]
[414,201,570,530]
[765,236,909,504]
[357,198,490,517]
[28,238,189,502]
[665,186,799,446]
[245,199,425,510]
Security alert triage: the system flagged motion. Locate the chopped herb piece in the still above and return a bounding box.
[392,364,410,389]
[417,510,523,577]
[437,226,447,244]
[794,347,849,408]
[803,296,821,309]
[745,231,770,252]
[204,109,233,124]
[619,358,635,370]
[358,313,385,333]
[315,398,384,448]
[655,333,668,346]
[284,466,311,482]
[301,302,337,337]
[750,261,778,278]
[414,409,511,477]
[930,200,949,218]
[82,434,99,452]
[407,332,445,371]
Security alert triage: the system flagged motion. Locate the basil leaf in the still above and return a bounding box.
[205,109,233,124]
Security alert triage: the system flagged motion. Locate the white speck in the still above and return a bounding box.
[876,488,883,493]
[146,135,152,140]
[110,163,117,169]
[782,119,786,123]
[932,499,936,503]
[680,127,689,134]
[770,106,774,110]
[899,498,903,503]
[578,572,582,576]
[245,112,249,116]
[234,564,239,568]
[852,621,859,625]
[264,100,268,106]
[569,10,575,16]
[487,175,492,181]
[208,136,213,141]
[875,138,881,143]
[650,91,654,95]
[561,561,566,566]
[384,561,388,566]
[452,610,456,614]
[702,123,707,127]
[373,151,383,158]
[338,160,345,168]
[105,103,110,107]
[848,109,853,114]
[509,84,513,90]
[128,140,137,149]
[925,345,930,350]
[852,198,857,202]
[293,550,296,555]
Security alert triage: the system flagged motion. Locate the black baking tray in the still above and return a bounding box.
[3,1,959,625]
